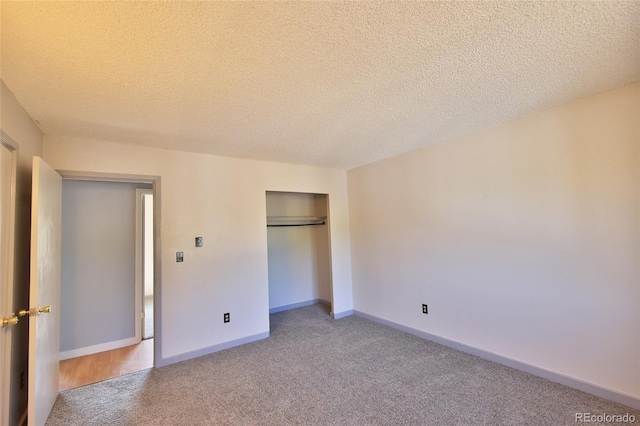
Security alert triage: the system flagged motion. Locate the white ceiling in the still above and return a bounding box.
[1,2,639,170]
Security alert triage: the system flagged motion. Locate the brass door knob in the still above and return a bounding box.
[1,316,19,327]
[18,306,52,317]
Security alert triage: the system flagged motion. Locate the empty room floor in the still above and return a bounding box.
[59,339,154,391]
[48,305,639,424]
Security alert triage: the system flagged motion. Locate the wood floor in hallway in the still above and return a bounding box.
[59,339,154,391]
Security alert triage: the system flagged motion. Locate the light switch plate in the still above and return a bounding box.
[195,237,203,247]
[176,252,184,262]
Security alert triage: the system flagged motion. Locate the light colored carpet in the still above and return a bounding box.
[47,304,639,425]
[143,295,153,340]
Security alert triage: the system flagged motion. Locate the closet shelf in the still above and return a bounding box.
[266,216,326,227]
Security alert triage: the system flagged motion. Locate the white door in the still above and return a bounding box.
[0,142,18,426]
[27,157,62,426]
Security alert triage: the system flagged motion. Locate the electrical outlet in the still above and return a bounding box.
[176,252,184,262]
[195,237,203,247]
[422,304,428,314]
[223,313,230,323]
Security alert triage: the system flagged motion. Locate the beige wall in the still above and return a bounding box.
[0,80,44,425]
[348,83,640,398]
[42,136,353,361]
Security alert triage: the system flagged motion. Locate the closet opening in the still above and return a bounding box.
[265,191,333,320]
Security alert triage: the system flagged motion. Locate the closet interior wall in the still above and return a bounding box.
[266,191,331,313]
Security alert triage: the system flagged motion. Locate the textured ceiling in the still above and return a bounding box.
[1,2,639,169]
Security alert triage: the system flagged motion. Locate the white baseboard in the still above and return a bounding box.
[60,336,140,360]
[156,331,270,368]
[332,309,354,320]
[269,299,330,314]
[354,310,640,410]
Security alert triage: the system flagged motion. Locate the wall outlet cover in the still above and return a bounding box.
[223,313,230,323]
[422,304,428,314]
[195,237,203,247]
[176,251,184,262]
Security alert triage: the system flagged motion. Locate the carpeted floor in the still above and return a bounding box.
[47,304,639,425]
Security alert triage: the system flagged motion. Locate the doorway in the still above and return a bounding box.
[58,179,156,390]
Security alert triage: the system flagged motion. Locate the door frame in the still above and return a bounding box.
[57,170,162,366]
[0,131,18,426]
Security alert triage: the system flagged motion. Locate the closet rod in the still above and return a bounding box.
[267,221,325,227]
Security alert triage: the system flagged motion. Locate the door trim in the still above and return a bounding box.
[0,131,18,426]
[57,170,162,367]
